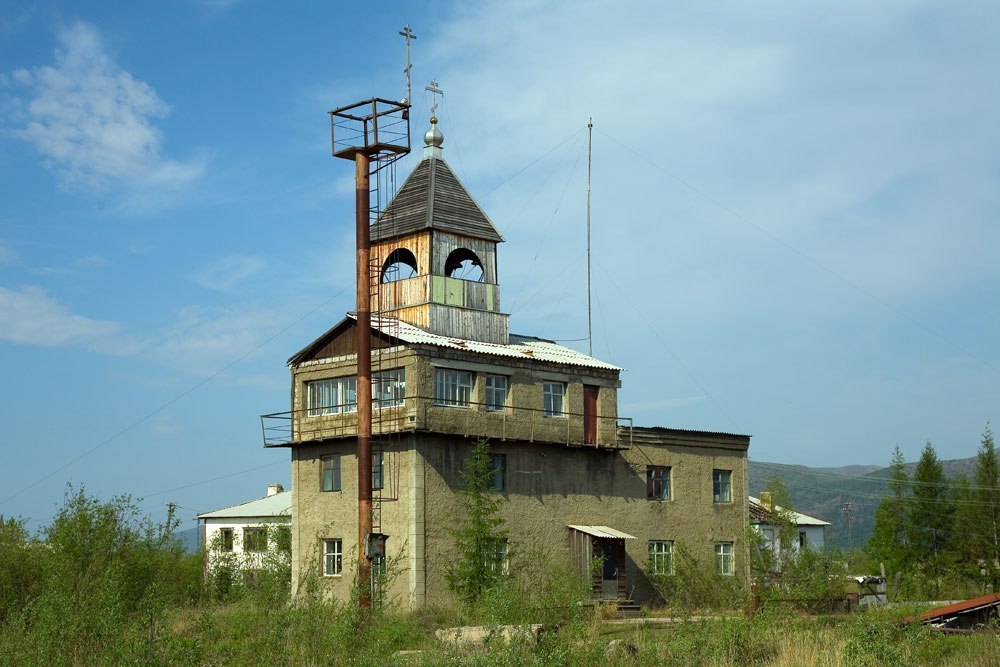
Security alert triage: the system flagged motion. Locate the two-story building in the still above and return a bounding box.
[261,116,751,608]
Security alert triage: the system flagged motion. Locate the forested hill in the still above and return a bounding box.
[748,457,977,549]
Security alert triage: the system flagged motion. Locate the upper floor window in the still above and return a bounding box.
[321,454,341,492]
[647,466,671,501]
[244,527,268,553]
[434,369,473,407]
[372,450,384,491]
[713,469,732,503]
[543,382,565,417]
[307,377,357,416]
[485,375,508,412]
[716,541,734,576]
[649,540,674,575]
[373,369,405,408]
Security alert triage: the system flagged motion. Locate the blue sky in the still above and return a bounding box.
[1,1,998,532]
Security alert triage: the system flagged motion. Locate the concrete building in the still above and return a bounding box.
[198,483,291,570]
[261,116,751,608]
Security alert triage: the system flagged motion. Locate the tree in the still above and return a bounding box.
[975,424,1000,589]
[907,442,952,596]
[446,439,508,606]
[948,473,980,582]
[866,446,910,577]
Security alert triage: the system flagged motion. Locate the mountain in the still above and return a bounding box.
[749,457,977,549]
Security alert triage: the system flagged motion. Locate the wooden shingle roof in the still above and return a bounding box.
[369,156,504,243]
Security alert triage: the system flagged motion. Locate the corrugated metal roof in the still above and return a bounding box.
[568,525,638,540]
[369,156,504,243]
[749,496,830,526]
[919,592,1000,624]
[197,491,291,519]
[353,314,622,371]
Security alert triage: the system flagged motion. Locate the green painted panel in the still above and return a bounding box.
[485,283,495,309]
[431,276,446,304]
[445,277,464,306]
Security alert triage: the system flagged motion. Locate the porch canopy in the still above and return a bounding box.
[567,525,637,540]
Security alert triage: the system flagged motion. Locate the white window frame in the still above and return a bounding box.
[543,382,566,417]
[307,377,357,416]
[323,538,343,576]
[713,469,732,503]
[647,466,671,501]
[716,541,734,576]
[485,375,509,412]
[434,369,473,407]
[649,540,674,575]
[321,454,341,492]
[373,369,405,408]
[486,537,508,574]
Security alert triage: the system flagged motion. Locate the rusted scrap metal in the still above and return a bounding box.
[918,591,1000,632]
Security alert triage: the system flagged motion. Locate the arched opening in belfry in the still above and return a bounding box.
[444,248,485,282]
[381,248,419,283]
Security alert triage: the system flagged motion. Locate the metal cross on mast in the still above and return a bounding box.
[399,25,417,109]
[426,79,444,117]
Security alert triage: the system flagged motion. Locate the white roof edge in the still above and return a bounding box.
[749,496,831,526]
[197,491,292,519]
[568,524,638,540]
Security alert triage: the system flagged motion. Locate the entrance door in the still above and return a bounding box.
[583,385,598,445]
[601,548,618,599]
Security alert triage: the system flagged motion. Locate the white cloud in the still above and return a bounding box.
[0,285,120,349]
[192,254,267,291]
[8,21,204,195]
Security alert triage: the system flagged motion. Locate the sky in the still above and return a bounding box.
[1,1,998,533]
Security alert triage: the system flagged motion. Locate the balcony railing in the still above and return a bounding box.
[260,396,632,450]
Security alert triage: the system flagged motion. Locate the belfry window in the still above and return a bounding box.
[444,248,485,282]
[381,248,418,283]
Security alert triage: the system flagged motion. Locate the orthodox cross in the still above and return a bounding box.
[398,25,417,106]
[425,79,444,117]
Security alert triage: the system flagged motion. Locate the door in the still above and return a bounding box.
[583,385,598,445]
[601,547,618,599]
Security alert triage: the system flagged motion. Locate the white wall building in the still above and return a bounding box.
[750,493,830,569]
[198,483,291,569]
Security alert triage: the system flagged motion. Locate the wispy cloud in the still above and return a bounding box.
[0,241,15,265]
[8,22,205,197]
[31,254,107,276]
[0,285,120,349]
[192,254,267,292]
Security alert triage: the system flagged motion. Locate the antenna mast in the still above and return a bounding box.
[586,118,593,356]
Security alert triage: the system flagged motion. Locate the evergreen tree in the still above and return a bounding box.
[866,446,910,577]
[446,439,508,606]
[907,442,951,596]
[949,473,980,581]
[975,424,1000,589]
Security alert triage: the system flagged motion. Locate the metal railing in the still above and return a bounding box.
[260,396,632,450]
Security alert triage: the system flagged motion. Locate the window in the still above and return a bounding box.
[307,377,357,416]
[649,540,674,575]
[799,531,807,549]
[716,541,734,576]
[321,454,341,492]
[373,369,405,408]
[713,469,732,503]
[486,538,508,574]
[543,382,565,417]
[434,369,473,407]
[485,375,508,412]
[488,453,506,492]
[647,466,671,501]
[372,451,384,491]
[323,539,343,576]
[244,527,268,553]
[218,527,234,552]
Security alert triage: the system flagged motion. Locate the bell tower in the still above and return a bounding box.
[369,104,509,344]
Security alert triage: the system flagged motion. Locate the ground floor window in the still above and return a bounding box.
[649,540,674,575]
[217,527,234,552]
[486,538,508,574]
[488,453,506,492]
[323,539,343,576]
[716,541,734,576]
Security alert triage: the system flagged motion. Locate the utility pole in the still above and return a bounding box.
[586,118,593,357]
[842,501,854,551]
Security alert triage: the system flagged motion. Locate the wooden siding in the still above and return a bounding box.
[299,322,392,362]
[373,275,500,313]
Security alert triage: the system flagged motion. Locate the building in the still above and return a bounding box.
[198,483,291,570]
[749,492,830,569]
[261,115,751,608]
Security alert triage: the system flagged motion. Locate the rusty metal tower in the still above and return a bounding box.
[328,98,410,608]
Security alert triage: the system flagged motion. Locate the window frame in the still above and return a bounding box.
[542,382,566,417]
[488,453,506,492]
[434,368,473,407]
[372,450,384,491]
[321,454,342,492]
[306,376,358,416]
[373,369,405,409]
[485,374,509,413]
[244,527,268,553]
[713,469,733,503]
[716,541,735,576]
[323,538,343,577]
[646,466,671,501]
[218,527,234,552]
[649,540,674,575]
[486,537,508,575]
